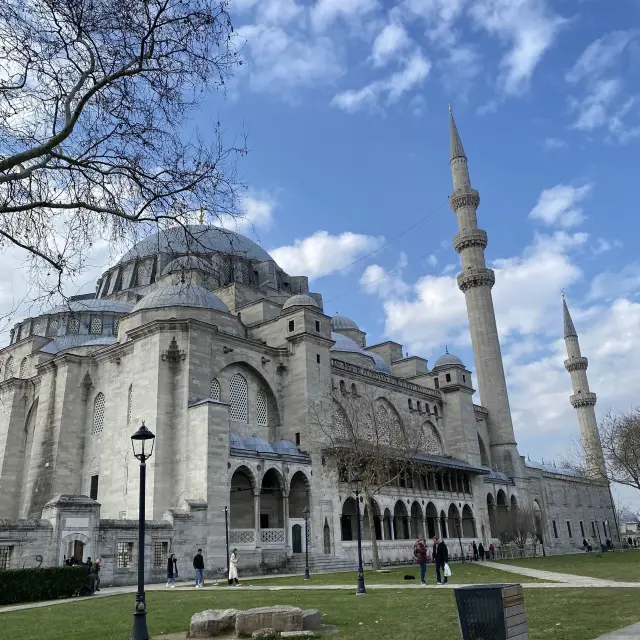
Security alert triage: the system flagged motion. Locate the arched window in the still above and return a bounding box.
[229,374,248,422]
[417,401,422,412]
[93,393,106,435]
[256,388,268,425]
[339,380,346,395]
[408,399,413,411]
[210,378,220,401]
[422,422,443,455]
[127,385,133,424]
[351,383,357,397]
[47,317,59,337]
[4,356,14,380]
[425,403,430,414]
[433,405,439,418]
[19,357,28,378]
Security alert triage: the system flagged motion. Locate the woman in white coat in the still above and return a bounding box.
[228,548,240,586]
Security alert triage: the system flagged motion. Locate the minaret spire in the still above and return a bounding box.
[447,108,520,477]
[562,295,606,479]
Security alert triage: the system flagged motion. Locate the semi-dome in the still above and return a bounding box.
[331,314,359,331]
[281,294,320,311]
[230,434,248,450]
[132,282,229,313]
[244,435,275,454]
[161,255,219,277]
[330,332,364,354]
[433,352,464,368]
[119,225,273,265]
[272,439,302,456]
[369,352,391,375]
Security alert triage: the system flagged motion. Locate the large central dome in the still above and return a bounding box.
[119,225,273,265]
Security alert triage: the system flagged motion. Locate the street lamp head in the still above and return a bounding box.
[303,506,310,518]
[131,421,156,462]
[350,474,362,494]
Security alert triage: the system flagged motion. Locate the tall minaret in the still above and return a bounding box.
[562,295,606,478]
[448,107,520,476]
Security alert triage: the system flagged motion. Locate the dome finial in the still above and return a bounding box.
[445,344,449,354]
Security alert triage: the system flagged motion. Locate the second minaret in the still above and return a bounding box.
[448,108,520,476]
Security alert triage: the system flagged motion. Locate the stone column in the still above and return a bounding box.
[283,493,290,554]
[254,491,261,549]
[380,516,386,541]
[422,516,427,540]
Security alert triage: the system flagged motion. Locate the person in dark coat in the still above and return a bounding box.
[478,542,485,561]
[166,553,178,588]
[472,541,479,561]
[193,548,205,588]
[433,537,449,585]
[413,539,428,585]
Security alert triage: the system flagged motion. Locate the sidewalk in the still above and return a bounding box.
[595,622,640,639]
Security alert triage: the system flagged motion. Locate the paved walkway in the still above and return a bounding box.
[595,622,640,639]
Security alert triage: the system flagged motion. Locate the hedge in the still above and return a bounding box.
[0,566,89,605]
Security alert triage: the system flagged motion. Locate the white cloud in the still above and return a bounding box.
[571,79,623,132]
[469,0,566,96]
[332,50,430,113]
[588,263,640,301]
[360,263,411,298]
[371,22,412,67]
[543,137,567,150]
[311,0,379,31]
[426,254,438,267]
[238,24,343,96]
[270,231,384,279]
[529,184,592,228]
[218,193,277,232]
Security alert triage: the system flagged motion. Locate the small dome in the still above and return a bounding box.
[330,332,364,354]
[369,352,391,375]
[273,439,301,456]
[161,256,218,277]
[132,282,229,313]
[433,352,464,368]
[244,435,275,454]
[282,294,320,311]
[230,434,248,450]
[331,314,359,331]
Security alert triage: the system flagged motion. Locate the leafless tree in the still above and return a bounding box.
[510,507,537,558]
[562,408,640,495]
[308,384,433,570]
[0,0,247,302]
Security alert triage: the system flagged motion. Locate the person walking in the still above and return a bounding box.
[413,538,428,585]
[478,542,485,561]
[489,543,495,560]
[193,548,205,588]
[228,548,240,586]
[93,558,101,592]
[472,541,479,561]
[434,537,449,585]
[166,553,178,588]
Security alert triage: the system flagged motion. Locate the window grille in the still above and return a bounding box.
[19,358,28,378]
[47,318,59,337]
[229,374,248,422]
[153,542,168,568]
[90,475,99,500]
[4,357,13,380]
[68,316,80,334]
[90,316,102,334]
[256,388,268,425]
[0,546,12,570]
[32,320,43,336]
[210,378,220,401]
[127,385,133,424]
[116,542,134,569]
[93,393,106,434]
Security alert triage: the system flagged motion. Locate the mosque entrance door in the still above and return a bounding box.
[292,524,303,554]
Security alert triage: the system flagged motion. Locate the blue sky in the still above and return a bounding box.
[2,0,640,509]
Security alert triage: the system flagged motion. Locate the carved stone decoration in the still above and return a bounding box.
[453,229,488,253]
[449,189,480,212]
[564,357,588,372]
[457,268,496,292]
[570,392,597,408]
[161,337,186,363]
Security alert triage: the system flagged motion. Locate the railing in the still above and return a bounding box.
[260,528,285,546]
[229,529,255,545]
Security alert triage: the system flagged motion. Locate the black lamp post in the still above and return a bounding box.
[456,519,465,563]
[595,519,603,555]
[303,506,311,581]
[130,422,155,640]
[350,474,366,595]
[224,506,230,583]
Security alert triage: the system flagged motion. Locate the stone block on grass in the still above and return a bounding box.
[189,609,238,637]
[280,632,316,638]
[301,610,322,631]
[251,628,277,640]
[236,606,303,636]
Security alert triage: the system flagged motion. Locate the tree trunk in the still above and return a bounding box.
[365,493,381,570]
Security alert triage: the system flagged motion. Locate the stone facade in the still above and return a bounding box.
[0,119,617,583]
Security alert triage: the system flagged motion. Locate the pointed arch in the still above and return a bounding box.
[510,495,518,511]
[92,393,105,435]
[421,421,443,455]
[341,497,357,541]
[229,373,248,423]
[393,500,410,540]
[230,465,256,529]
[462,504,476,537]
[19,357,28,378]
[448,503,461,538]
[426,502,438,539]
[210,378,220,401]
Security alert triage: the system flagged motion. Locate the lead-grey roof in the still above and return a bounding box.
[282,294,320,311]
[332,314,359,330]
[331,332,366,354]
[46,299,134,314]
[433,352,464,368]
[369,352,391,375]
[449,108,466,161]
[119,225,273,264]
[563,297,577,338]
[40,335,117,354]
[161,255,219,277]
[132,282,229,313]
[526,460,583,478]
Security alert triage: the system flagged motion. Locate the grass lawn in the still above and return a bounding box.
[1,587,638,640]
[497,550,640,582]
[237,562,545,587]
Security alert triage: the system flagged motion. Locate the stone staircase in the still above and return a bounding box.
[287,553,358,574]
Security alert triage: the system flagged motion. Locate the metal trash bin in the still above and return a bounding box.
[454,584,528,640]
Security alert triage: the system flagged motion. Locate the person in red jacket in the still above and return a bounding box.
[413,538,428,585]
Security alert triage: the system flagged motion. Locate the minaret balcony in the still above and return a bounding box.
[449,189,480,212]
[564,357,588,372]
[570,392,597,408]
[457,268,495,292]
[453,229,488,253]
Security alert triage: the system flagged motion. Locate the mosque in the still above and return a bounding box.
[0,113,617,584]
